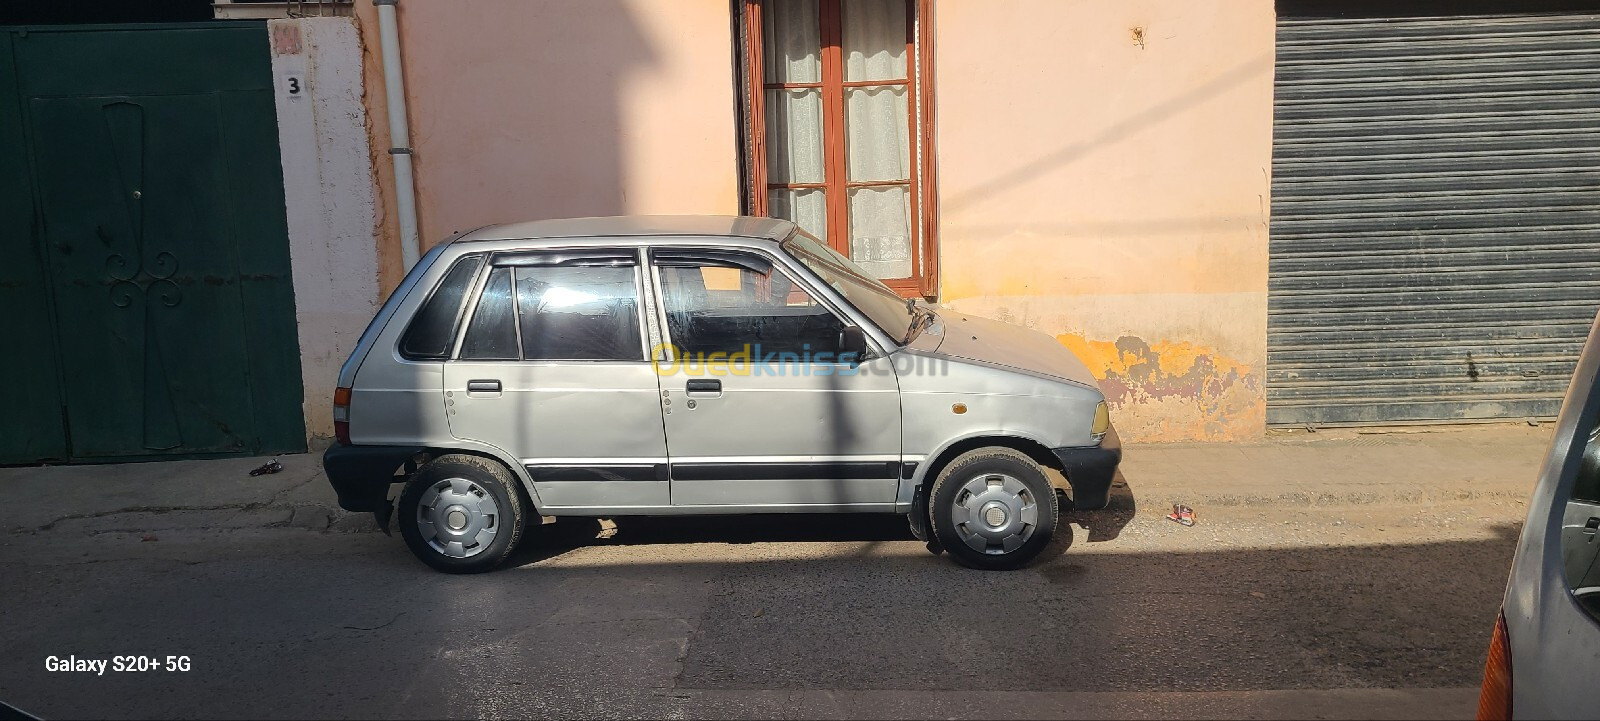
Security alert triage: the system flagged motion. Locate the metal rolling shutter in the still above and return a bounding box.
[1268,11,1600,426]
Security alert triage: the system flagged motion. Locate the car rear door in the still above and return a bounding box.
[442,248,670,510]
[647,247,902,508]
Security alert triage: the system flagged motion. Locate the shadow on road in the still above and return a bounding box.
[511,467,1141,566]
[508,513,919,567]
[1064,469,1137,542]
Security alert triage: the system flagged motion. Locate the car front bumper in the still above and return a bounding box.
[322,444,420,512]
[1051,423,1122,511]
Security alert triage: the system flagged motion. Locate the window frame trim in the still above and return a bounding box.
[740,0,939,299]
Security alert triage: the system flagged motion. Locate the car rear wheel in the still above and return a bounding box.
[398,454,526,573]
[929,447,1058,571]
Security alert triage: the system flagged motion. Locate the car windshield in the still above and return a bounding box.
[781,230,918,343]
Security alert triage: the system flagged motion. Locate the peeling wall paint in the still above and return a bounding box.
[1055,334,1265,442]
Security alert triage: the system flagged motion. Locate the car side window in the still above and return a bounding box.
[515,264,644,361]
[656,254,844,357]
[454,255,646,362]
[1576,424,1600,505]
[399,254,484,360]
[1565,418,1600,618]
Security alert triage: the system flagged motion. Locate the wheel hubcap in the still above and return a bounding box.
[982,502,1008,528]
[950,473,1038,555]
[416,477,500,558]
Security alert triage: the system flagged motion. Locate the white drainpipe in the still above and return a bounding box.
[373,0,420,270]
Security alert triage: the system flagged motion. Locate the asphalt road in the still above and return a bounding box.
[0,487,1522,720]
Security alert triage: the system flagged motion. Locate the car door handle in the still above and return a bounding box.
[466,379,501,393]
[685,379,721,396]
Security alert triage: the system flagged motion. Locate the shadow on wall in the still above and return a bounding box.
[476,520,1516,699]
[1057,332,1265,443]
[402,0,661,240]
[936,54,1277,444]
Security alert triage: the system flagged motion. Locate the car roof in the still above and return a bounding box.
[456,215,796,243]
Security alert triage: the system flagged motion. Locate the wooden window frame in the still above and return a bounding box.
[740,0,939,299]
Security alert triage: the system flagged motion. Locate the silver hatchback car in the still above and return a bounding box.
[323,216,1120,573]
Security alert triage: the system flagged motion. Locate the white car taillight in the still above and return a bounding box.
[333,386,352,445]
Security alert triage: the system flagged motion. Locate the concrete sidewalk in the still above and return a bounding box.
[1124,423,1552,508]
[0,422,1554,534]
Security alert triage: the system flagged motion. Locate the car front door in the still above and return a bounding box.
[442,248,670,510]
[648,248,902,507]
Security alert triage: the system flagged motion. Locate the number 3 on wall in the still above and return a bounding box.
[277,68,305,101]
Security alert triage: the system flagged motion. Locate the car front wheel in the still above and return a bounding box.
[398,454,527,573]
[928,447,1059,571]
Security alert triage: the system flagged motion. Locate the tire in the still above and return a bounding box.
[928,447,1059,571]
[398,454,527,574]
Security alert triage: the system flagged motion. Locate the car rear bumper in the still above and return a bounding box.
[1051,423,1122,511]
[322,445,419,512]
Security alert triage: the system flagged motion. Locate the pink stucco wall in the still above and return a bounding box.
[355,0,1278,443]
[933,0,1277,442]
[361,0,741,272]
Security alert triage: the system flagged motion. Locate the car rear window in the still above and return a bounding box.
[399,254,484,360]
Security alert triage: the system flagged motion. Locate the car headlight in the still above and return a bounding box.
[1091,401,1110,438]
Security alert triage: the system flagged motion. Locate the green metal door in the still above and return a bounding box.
[0,24,305,462]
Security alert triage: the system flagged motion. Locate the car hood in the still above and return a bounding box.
[916,308,1102,390]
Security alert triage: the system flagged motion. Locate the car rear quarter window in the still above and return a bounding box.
[399,254,484,360]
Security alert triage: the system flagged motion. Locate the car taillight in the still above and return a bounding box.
[333,386,352,446]
[1477,611,1512,721]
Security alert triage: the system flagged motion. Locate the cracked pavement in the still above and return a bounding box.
[0,425,1551,719]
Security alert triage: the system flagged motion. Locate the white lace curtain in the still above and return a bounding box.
[762,0,915,280]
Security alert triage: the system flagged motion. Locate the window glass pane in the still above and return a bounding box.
[1565,422,1600,621]
[783,230,913,341]
[768,187,828,242]
[460,267,519,360]
[516,265,643,361]
[765,88,825,184]
[845,85,910,182]
[842,0,908,82]
[848,185,913,280]
[660,261,844,358]
[762,0,821,84]
[399,254,483,360]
